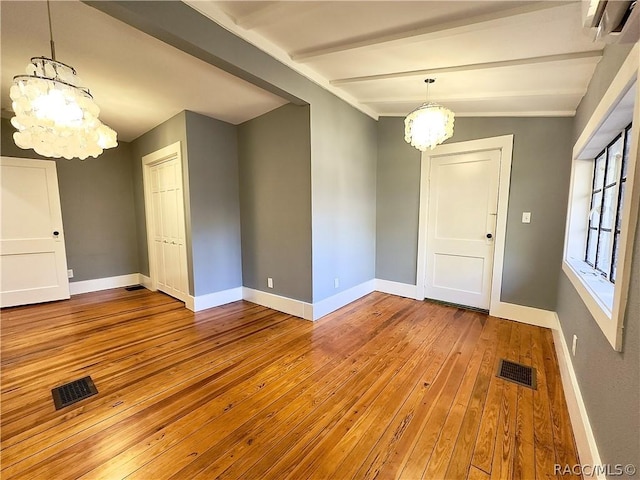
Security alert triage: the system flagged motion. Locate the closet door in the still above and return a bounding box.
[143,143,188,303]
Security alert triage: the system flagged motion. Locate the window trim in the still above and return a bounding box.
[563,44,639,352]
[584,125,631,281]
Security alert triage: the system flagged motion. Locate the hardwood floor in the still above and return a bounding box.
[0,289,580,480]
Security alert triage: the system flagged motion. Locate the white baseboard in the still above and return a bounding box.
[242,287,313,320]
[187,287,243,312]
[489,301,559,330]
[139,274,153,290]
[243,281,375,321]
[374,279,417,299]
[552,316,604,479]
[69,273,140,295]
[312,279,375,320]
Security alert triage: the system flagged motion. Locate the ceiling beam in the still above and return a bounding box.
[331,51,603,86]
[380,110,577,117]
[360,89,586,105]
[292,1,572,62]
[181,0,378,119]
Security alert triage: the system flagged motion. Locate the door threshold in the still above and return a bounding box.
[423,297,489,315]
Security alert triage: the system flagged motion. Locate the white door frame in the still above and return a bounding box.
[141,141,189,301]
[415,134,514,315]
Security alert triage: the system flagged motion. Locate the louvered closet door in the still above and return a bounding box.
[149,157,188,302]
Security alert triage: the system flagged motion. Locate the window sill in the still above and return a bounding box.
[562,257,614,336]
[566,256,614,310]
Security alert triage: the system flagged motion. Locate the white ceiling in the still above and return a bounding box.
[0,1,288,142]
[2,1,606,144]
[191,0,606,117]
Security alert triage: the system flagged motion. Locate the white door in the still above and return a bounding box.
[0,157,70,307]
[424,149,500,310]
[143,145,188,302]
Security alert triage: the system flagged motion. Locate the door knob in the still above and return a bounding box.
[486,233,493,239]
[53,231,59,236]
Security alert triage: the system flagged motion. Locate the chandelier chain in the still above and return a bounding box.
[47,0,56,61]
[9,0,118,159]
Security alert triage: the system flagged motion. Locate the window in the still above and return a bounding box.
[562,44,638,352]
[584,124,632,282]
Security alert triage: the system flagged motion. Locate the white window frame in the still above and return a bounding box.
[563,44,639,351]
[584,126,631,281]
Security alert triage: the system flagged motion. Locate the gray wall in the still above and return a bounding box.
[311,94,377,301]
[130,112,190,289]
[556,44,639,477]
[573,44,635,141]
[376,116,573,311]
[1,117,139,282]
[376,117,422,285]
[238,104,312,302]
[131,110,243,297]
[184,111,242,296]
[91,1,379,304]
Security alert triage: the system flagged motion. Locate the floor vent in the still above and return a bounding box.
[51,376,98,410]
[125,284,145,291]
[497,359,537,389]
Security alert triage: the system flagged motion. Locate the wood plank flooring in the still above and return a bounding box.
[0,289,581,479]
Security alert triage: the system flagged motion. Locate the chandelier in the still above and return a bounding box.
[10,1,117,160]
[404,79,454,151]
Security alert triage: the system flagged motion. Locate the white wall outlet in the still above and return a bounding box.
[572,334,578,356]
[522,212,531,223]
[267,277,273,288]
[67,269,74,278]
[334,277,340,289]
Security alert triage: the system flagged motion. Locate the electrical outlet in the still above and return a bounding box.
[572,335,578,356]
[334,277,340,289]
[67,269,74,278]
[267,277,273,289]
[522,212,531,223]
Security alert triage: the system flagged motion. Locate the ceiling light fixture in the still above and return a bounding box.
[10,0,117,160]
[404,78,454,151]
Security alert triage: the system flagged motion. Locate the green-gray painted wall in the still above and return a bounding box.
[238,104,312,302]
[184,111,242,296]
[311,93,378,302]
[87,1,378,303]
[130,110,243,297]
[376,116,573,311]
[1,117,139,283]
[130,111,191,290]
[557,44,639,477]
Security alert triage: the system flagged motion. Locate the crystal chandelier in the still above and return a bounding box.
[10,1,117,160]
[404,79,454,151]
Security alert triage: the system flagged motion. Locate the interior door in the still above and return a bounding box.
[1,157,70,307]
[149,157,188,302]
[424,149,500,310]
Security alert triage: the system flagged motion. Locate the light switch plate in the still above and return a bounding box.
[522,212,531,223]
